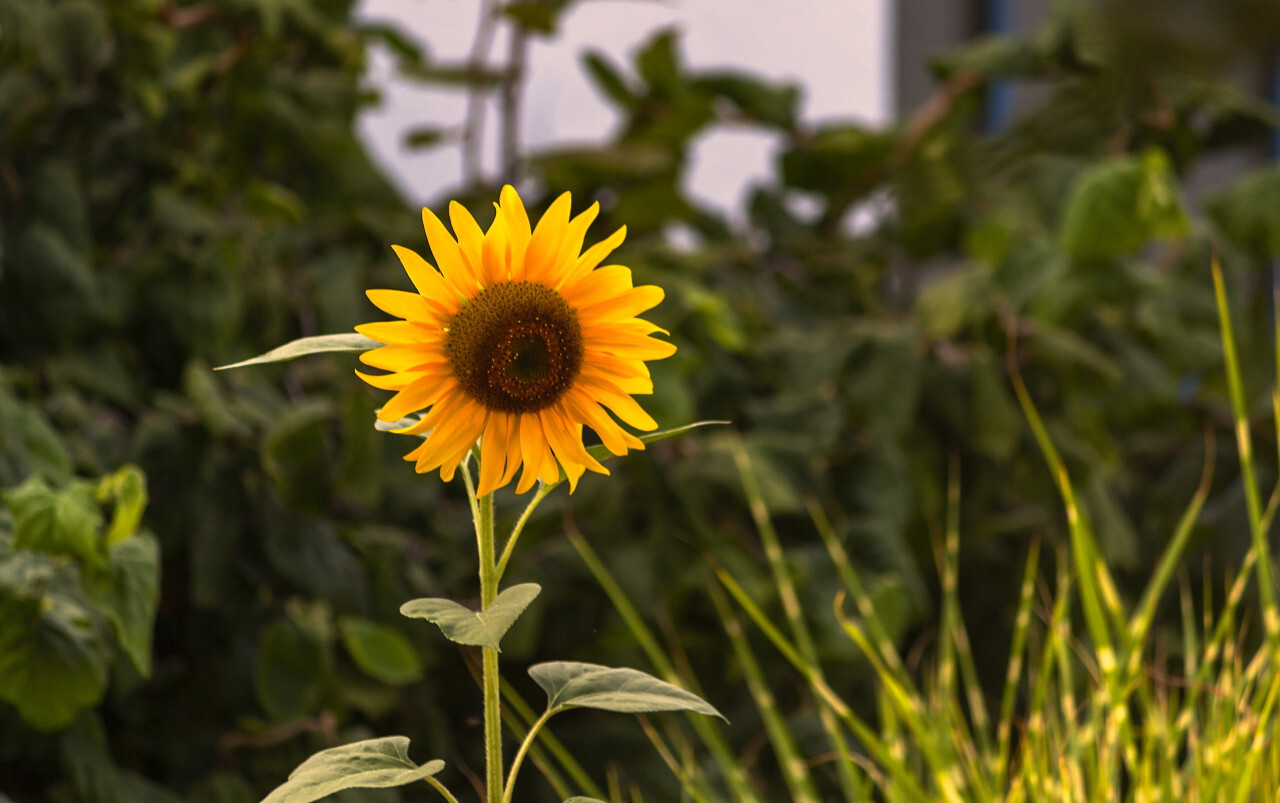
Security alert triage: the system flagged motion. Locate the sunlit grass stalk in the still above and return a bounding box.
[729,439,861,800]
[705,580,821,803]
[994,538,1039,791]
[1212,255,1279,645]
[636,715,713,803]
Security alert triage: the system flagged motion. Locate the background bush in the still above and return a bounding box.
[4,0,1280,800]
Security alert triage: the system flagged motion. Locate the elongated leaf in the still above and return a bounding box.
[261,736,444,803]
[582,420,729,465]
[529,661,723,718]
[565,798,609,802]
[214,334,379,371]
[400,583,540,651]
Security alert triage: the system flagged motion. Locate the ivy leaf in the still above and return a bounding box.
[1058,148,1188,261]
[83,533,160,677]
[4,477,103,566]
[400,583,540,651]
[214,334,379,371]
[0,594,110,732]
[528,661,723,718]
[261,736,444,803]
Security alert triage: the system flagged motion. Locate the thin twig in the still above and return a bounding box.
[463,0,500,188]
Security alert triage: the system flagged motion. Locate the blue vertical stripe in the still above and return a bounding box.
[984,0,1014,132]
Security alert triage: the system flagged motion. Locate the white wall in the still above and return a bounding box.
[356,0,892,214]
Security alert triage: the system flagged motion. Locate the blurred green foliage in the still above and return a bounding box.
[4,0,1280,800]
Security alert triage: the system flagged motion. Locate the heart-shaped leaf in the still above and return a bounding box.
[529,661,723,719]
[215,334,379,371]
[261,736,444,803]
[400,583,540,651]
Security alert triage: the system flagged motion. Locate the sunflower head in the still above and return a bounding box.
[355,186,676,495]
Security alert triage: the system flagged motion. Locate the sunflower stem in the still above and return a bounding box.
[472,483,502,803]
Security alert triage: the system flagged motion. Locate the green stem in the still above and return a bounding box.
[502,708,556,803]
[465,463,503,803]
[495,482,554,584]
[424,776,462,803]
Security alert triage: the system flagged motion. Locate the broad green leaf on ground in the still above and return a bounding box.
[528,661,723,718]
[214,334,379,371]
[338,617,423,686]
[83,533,160,677]
[1058,148,1188,261]
[261,736,444,803]
[0,595,110,732]
[4,477,103,566]
[400,583,540,651]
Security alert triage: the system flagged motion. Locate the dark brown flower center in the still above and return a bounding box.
[446,281,583,414]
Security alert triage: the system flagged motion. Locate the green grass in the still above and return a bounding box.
[509,259,1280,801]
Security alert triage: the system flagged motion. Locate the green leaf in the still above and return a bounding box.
[581,421,730,469]
[261,736,444,803]
[582,51,635,109]
[1058,148,1188,261]
[0,595,110,732]
[261,402,333,512]
[96,464,148,546]
[503,1,570,35]
[1206,166,1280,261]
[4,477,103,565]
[565,799,609,802]
[528,661,723,718]
[400,583,540,651]
[84,533,160,677]
[338,617,423,686]
[214,334,380,371]
[254,619,327,722]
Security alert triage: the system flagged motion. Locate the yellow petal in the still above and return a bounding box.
[563,390,633,456]
[391,245,459,313]
[482,210,515,287]
[450,201,487,283]
[477,412,511,496]
[499,414,525,488]
[366,289,444,324]
[558,225,626,291]
[545,202,599,287]
[562,265,633,309]
[423,207,479,298]
[516,413,546,493]
[524,192,572,284]
[356,320,440,345]
[577,285,665,324]
[358,343,446,370]
[378,372,453,422]
[585,332,677,361]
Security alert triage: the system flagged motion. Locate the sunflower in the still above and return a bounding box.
[355,186,676,495]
